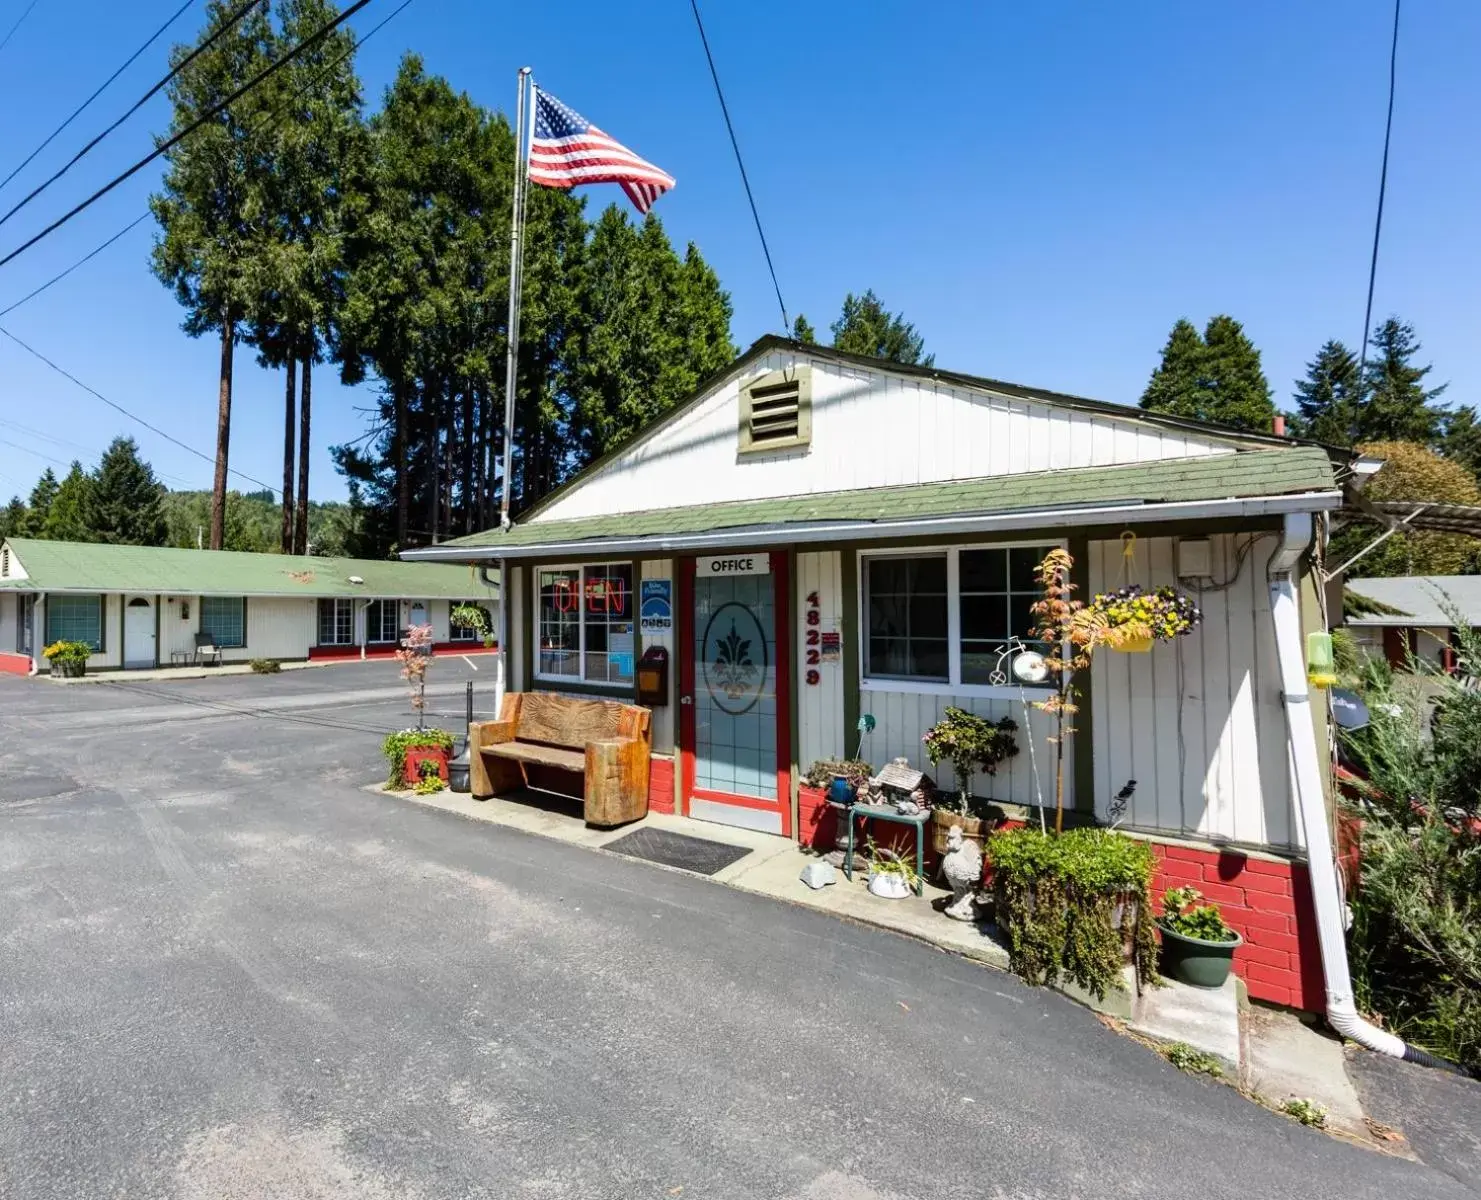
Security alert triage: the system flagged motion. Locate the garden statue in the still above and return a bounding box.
[940,825,983,921]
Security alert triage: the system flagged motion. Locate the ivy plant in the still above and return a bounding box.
[1160,886,1238,943]
[382,728,455,789]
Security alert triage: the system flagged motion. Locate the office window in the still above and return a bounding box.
[318,598,354,645]
[537,563,634,685]
[45,594,103,651]
[864,555,948,681]
[200,597,246,648]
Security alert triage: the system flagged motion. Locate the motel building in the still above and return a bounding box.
[405,336,1361,1014]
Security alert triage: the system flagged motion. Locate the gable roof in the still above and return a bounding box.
[511,334,1329,527]
[403,446,1338,562]
[1346,575,1481,626]
[0,538,496,599]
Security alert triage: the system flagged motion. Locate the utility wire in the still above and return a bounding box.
[0,323,282,495]
[0,0,414,319]
[1357,0,1401,386]
[0,0,263,233]
[0,0,199,197]
[0,0,374,272]
[687,0,789,332]
[0,0,40,56]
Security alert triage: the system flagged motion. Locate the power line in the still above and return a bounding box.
[687,0,789,332]
[0,0,415,319]
[0,0,374,272]
[1357,0,1401,385]
[0,0,263,233]
[0,0,199,197]
[0,0,41,57]
[0,323,283,496]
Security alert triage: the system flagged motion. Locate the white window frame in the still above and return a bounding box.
[533,562,635,689]
[317,598,355,646]
[858,539,1065,699]
[365,598,402,645]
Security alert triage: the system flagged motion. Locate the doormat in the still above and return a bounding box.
[603,827,751,876]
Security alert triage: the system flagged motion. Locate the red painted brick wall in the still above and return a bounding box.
[0,652,32,676]
[648,755,675,814]
[1151,843,1325,1012]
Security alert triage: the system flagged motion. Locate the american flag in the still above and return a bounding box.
[528,88,675,214]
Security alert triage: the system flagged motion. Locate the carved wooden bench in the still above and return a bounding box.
[469,692,652,827]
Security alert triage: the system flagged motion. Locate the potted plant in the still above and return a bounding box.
[800,758,873,855]
[451,603,496,649]
[43,640,91,678]
[922,708,1018,853]
[382,727,456,790]
[1157,886,1242,988]
[865,842,919,900]
[1086,585,1201,653]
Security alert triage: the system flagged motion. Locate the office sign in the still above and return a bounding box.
[697,553,770,577]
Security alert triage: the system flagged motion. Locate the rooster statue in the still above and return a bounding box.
[940,825,983,921]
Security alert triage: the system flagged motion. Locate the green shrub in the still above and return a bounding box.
[413,773,446,795]
[1159,887,1238,942]
[990,827,1159,998]
[43,640,92,664]
[1341,618,1481,1071]
[923,708,1019,811]
[249,658,281,674]
[381,728,455,789]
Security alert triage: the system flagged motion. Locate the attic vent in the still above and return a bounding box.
[0,547,8,577]
[739,367,811,454]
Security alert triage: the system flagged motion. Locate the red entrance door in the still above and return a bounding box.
[679,552,792,837]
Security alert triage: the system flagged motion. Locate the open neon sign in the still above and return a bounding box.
[550,576,629,615]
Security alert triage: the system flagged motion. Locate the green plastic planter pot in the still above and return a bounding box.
[1157,920,1242,988]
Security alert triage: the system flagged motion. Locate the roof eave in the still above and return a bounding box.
[400,490,1343,564]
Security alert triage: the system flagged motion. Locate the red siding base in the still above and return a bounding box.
[1151,843,1325,1012]
[308,642,499,661]
[648,755,676,814]
[0,652,33,676]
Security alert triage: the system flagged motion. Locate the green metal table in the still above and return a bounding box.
[842,802,929,896]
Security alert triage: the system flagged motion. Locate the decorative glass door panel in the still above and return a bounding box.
[693,574,778,802]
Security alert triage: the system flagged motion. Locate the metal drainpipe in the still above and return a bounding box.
[1270,512,1471,1075]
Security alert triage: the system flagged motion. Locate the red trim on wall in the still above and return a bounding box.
[773,551,793,838]
[648,755,676,814]
[0,651,33,676]
[678,564,696,819]
[307,642,499,662]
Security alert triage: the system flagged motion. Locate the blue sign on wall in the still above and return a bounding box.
[640,579,673,633]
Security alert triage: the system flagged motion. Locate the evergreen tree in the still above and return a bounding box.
[1288,340,1361,445]
[23,468,58,536]
[1359,317,1447,445]
[149,1,277,551]
[0,497,25,541]
[88,438,166,546]
[1441,405,1481,483]
[790,314,816,344]
[1139,315,1274,431]
[829,289,931,364]
[42,463,94,542]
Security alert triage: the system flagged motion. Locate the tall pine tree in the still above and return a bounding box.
[1359,317,1446,445]
[88,438,166,546]
[43,463,94,542]
[23,469,58,537]
[829,290,931,364]
[1289,340,1361,445]
[1139,315,1274,431]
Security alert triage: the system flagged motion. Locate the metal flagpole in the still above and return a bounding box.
[499,66,531,532]
[495,66,532,713]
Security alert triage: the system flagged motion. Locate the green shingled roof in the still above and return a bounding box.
[0,538,496,598]
[416,446,1336,557]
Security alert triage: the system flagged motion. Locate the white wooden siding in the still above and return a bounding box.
[858,688,1069,811]
[36,594,122,670]
[533,351,1232,522]
[641,559,676,752]
[796,551,845,770]
[1088,534,1298,848]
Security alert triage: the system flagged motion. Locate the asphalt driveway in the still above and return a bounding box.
[0,663,1472,1198]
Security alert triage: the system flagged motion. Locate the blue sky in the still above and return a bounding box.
[0,0,1475,503]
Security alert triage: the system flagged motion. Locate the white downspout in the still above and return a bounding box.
[1270,512,1469,1074]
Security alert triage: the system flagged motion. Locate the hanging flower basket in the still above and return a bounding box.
[1088,585,1201,652]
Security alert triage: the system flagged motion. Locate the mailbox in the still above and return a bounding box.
[636,645,670,707]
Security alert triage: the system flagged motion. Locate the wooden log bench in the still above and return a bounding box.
[469,692,653,828]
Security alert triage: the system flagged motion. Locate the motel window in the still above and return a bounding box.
[318,598,354,646]
[365,599,401,644]
[863,544,1058,690]
[45,594,104,651]
[536,563,635,686]
[450,601,490,642]
[200,596,246,649]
